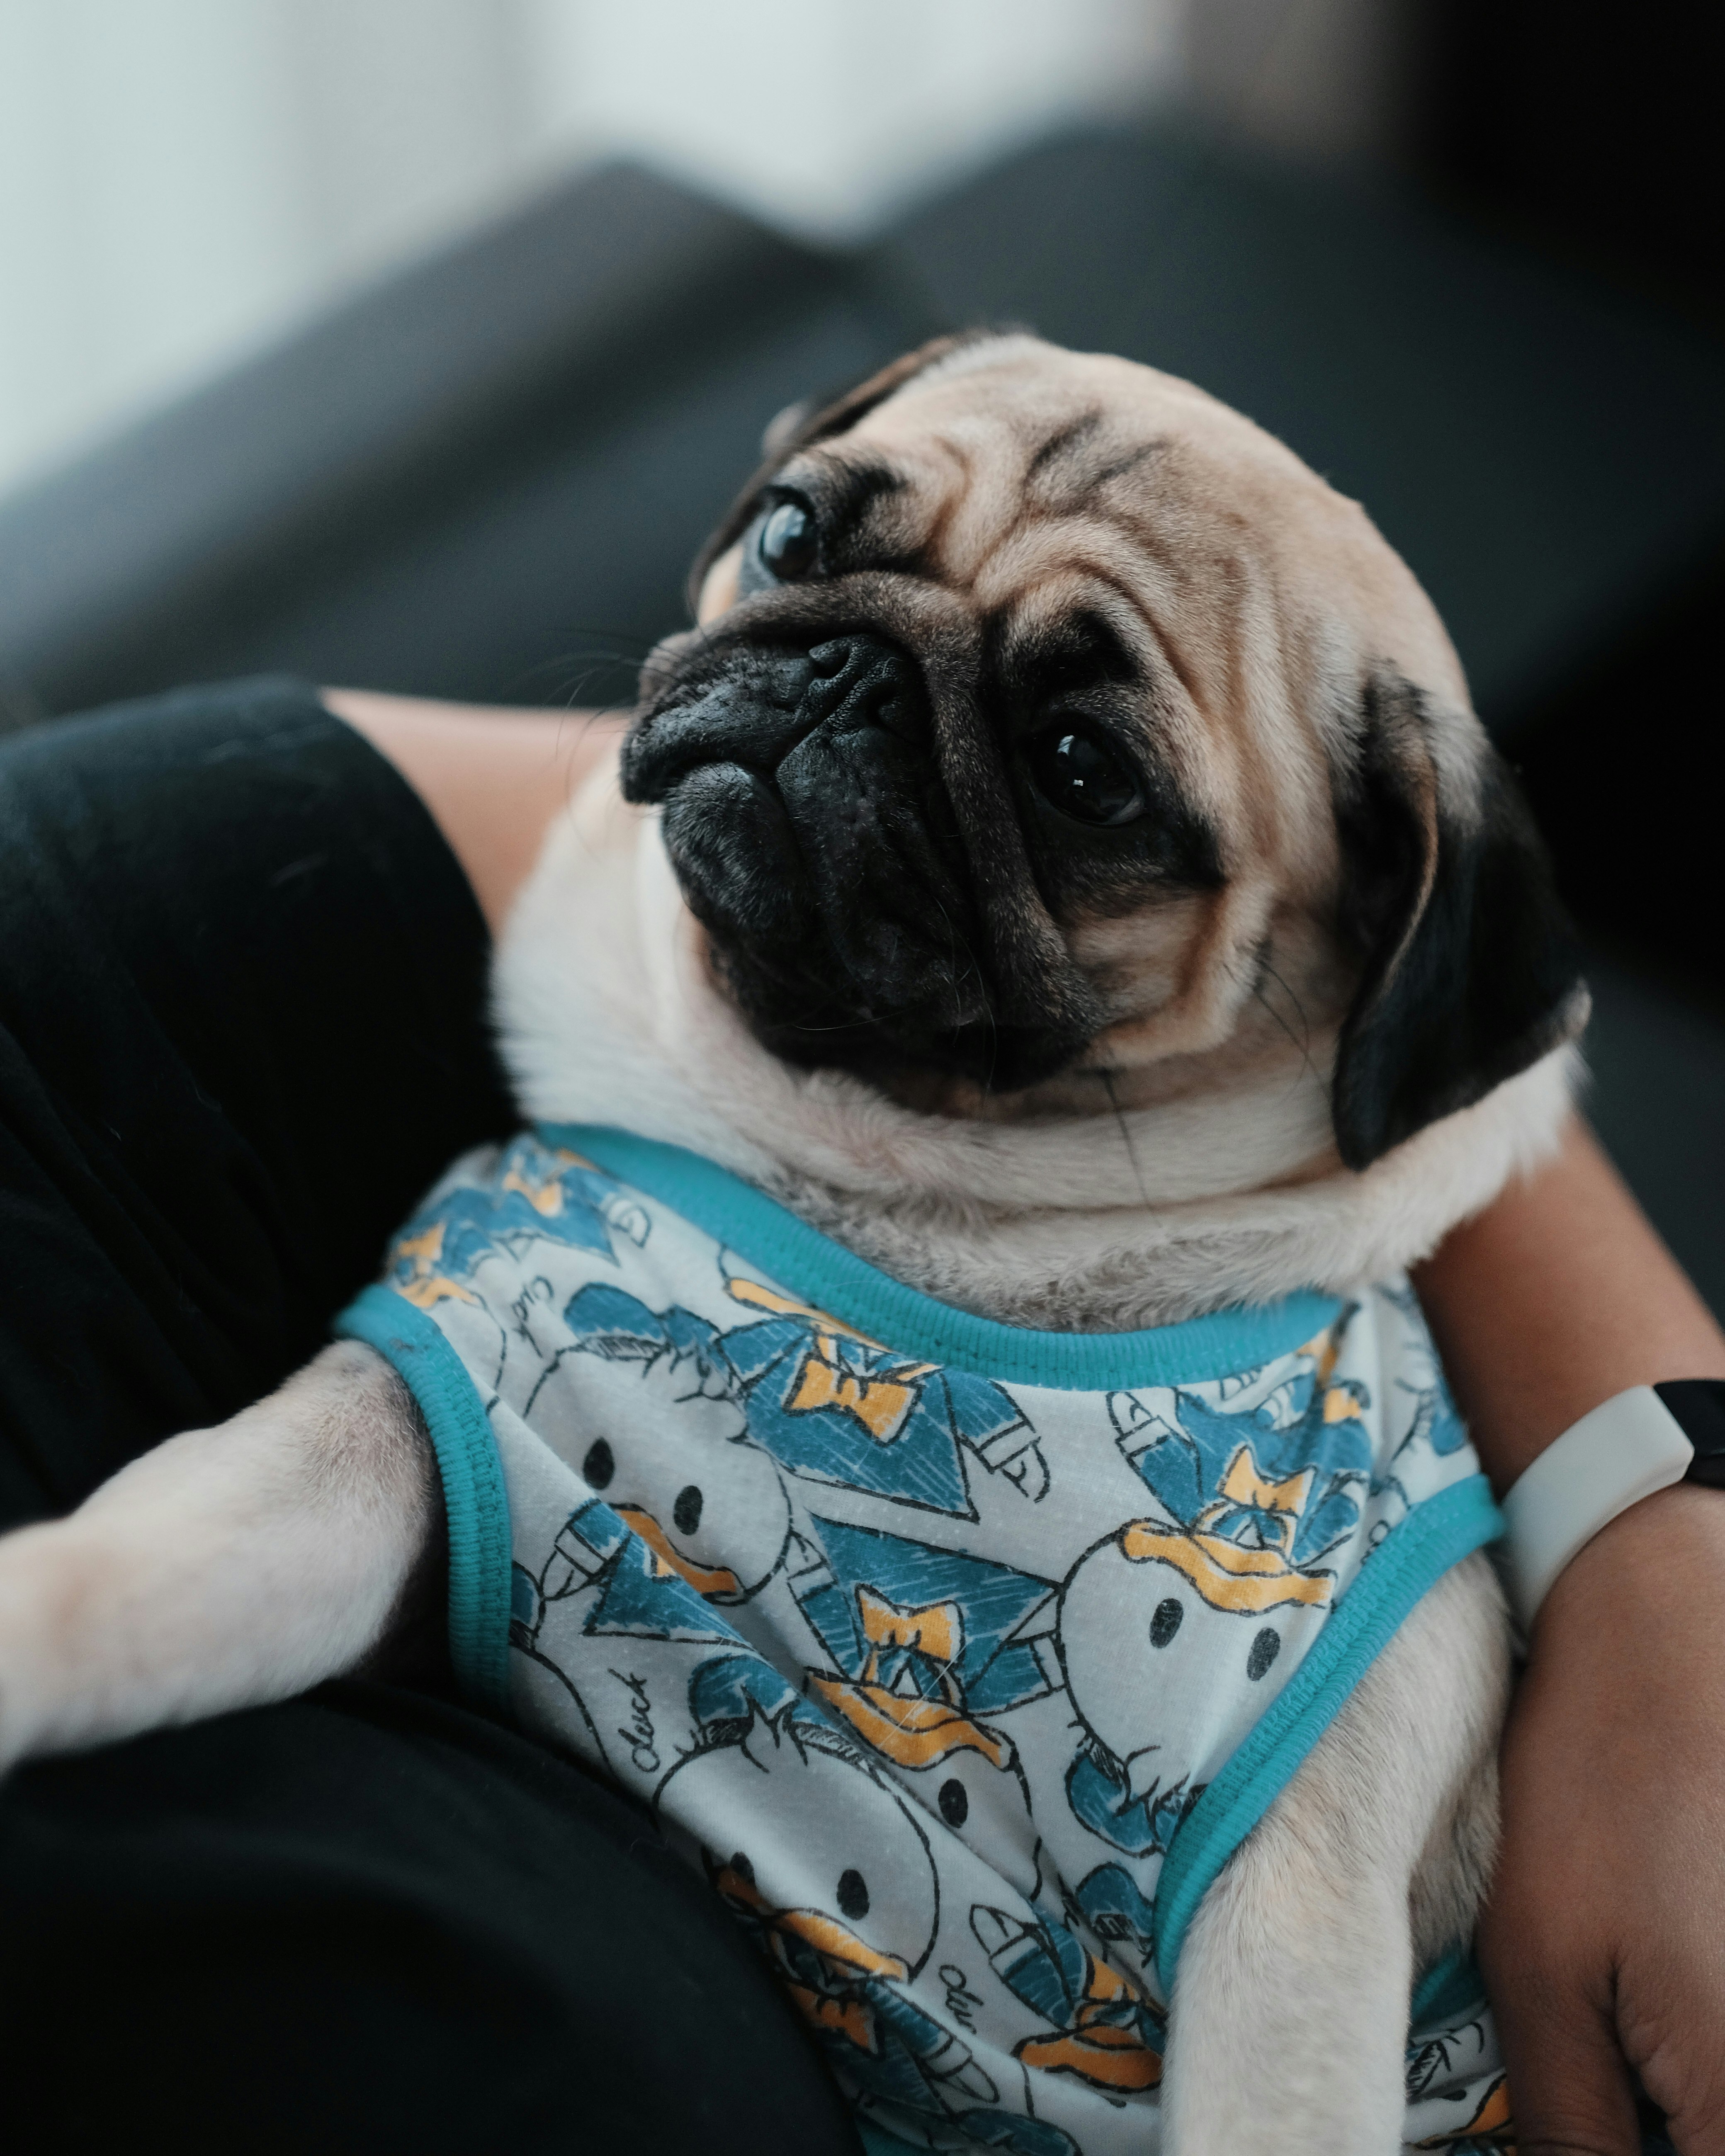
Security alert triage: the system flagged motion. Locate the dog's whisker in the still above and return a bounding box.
[1224,940,1320,1089]
[1101,1067,1152,1208]
[1259,976,1316,1079]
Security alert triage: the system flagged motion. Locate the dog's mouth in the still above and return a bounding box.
[621,628,1093,1090]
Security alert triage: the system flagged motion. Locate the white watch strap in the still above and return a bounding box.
[1500,1386,1694,1634]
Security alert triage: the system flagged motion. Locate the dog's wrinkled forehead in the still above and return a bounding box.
[736,336,1467,723]
[813,340,1248,587]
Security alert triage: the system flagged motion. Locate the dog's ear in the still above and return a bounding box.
[688,330,1002,607]
[756,335,984,460]
[1330,673,1589,1171]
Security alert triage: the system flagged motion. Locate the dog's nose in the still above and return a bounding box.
[622,630,931,806]
[804,634,927,747]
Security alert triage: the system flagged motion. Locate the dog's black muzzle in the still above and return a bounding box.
[622,630,1002,1080]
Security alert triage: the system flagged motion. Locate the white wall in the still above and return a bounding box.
[0,0,1181,497]
[0,0,1419,499]
[521,0,1178,233]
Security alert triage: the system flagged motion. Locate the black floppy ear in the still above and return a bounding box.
[1330,673,1589,1171]
[686,329,1003,608]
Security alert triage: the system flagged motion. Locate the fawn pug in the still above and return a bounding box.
[0,333,1585,2156]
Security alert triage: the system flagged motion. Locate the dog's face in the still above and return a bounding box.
[622,334,1584,1169]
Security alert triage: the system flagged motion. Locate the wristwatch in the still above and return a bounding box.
[1499,1378,1725,1632]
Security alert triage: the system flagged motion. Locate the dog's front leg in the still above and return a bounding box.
[0,1340,436,1771]
[1162,1554,1510,2156]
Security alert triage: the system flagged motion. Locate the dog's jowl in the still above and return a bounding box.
[0,334,1587,2156]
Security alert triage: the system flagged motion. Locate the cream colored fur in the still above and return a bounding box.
[0,1340,433,1774]
[499,759,1574,1332]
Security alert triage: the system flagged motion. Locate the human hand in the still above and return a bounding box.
[1479,1482,1725,2155]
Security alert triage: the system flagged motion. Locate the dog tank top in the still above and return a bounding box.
[337,1127,1511,2156]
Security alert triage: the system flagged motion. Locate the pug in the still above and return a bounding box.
[0,333,1586,2156]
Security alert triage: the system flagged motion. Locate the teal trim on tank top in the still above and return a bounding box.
[542,1123,1345,1391]
[333,1282,513,1712]
[1151,1473,1504,1996]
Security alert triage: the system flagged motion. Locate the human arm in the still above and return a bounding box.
[321,688,625,934]
[1414,1119,1725,2156]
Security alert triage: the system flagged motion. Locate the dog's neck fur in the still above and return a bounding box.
[496,772,1574,1332]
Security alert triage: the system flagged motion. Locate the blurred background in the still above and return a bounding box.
[1,0,1721,1306]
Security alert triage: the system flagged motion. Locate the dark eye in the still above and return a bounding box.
[1027,723,1145,827]
[837,1868,869,1920]
[758,498,816,580]
[673,1484,703,1536]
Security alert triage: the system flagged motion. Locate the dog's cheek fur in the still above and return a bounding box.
[1330,673,1589,1171]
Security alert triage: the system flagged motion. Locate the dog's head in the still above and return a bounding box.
[621,333,1585,1171]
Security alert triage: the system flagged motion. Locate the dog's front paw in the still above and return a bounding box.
[0,1532,61,1775]
[0,1519,123,1774]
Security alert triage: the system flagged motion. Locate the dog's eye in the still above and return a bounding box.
[1027,723,1145,827]
[758,498,816,580]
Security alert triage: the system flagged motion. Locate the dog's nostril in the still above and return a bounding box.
[797,633,928,749]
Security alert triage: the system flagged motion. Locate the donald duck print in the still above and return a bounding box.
[343,1125,1506,2156]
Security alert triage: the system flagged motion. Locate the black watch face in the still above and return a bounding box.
[1656,1379,1725,1487]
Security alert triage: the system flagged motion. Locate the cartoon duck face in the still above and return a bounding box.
[1057,1531,1305,1838]
[906,1743,1042,1905]
[529,1289,794,1603]
[575,1370,790,1602]
[660,1710,941,1989]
